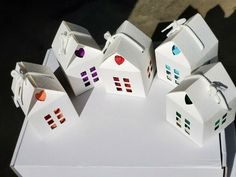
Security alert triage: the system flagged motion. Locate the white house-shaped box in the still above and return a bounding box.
[11,62,79,138]
[99,20,156,97]
[166,62,236,146]
[155,13,218,86]
[52,21,103,96]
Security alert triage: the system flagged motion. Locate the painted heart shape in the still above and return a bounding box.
[115,55,125,65]
[35,90,46,101]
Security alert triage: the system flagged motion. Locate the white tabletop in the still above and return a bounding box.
[10,49,226,177]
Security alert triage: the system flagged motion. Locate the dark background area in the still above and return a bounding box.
[0,1,236,176]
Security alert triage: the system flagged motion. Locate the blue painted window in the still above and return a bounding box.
[172,45,181,55]
[174,69,180,75]
[165,64,171,70]
[165,65,180,84]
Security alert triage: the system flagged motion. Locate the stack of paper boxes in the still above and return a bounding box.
[10,13,236,171]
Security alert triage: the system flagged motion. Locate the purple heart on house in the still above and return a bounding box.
[75,48,85,58]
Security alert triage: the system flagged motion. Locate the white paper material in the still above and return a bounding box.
[11,62,79,138]
[155,13,218,87]
[100,21,156,97]
[10,80,225,177]
[166,62,236,146]
[9,53,230,177]
[51,21,103,96]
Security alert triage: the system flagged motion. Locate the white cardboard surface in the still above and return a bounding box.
[10,52,227,177]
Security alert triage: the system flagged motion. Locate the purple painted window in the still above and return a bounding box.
[90,66,99,83]
[90,67,96,72]
[92,72,97,77]
[93,77,99,82]
[81,67,100,87]
[81,71,87,77]
[85,82,91,87]
[83,76,89,82]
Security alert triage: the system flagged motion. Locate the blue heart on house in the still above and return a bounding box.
[172,45,181,55]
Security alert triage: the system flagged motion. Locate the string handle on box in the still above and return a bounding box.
[102,31,145,54]
[193,72,231,111]
[59,31,90,55]
[11,62,54,107]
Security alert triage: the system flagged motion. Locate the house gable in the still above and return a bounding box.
[67,45,103,72]
[156,41,191,69]
[100,53,140,72]
[167,91,202,122]
[27,89,65,118]
[158,13,218,72]
[52,21,101,70]
[102,36,147,72]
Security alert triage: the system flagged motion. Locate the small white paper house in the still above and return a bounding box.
[166,62,236,146]
[155,13,218,86]
[11,62,79,138]
[52,21,103,96]
[100,20,156,97]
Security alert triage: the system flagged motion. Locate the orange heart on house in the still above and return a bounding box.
[35,90,46,101]
[115,55,125,65]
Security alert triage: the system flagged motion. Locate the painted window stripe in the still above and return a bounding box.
[85,82,91,87]
[174,69,180,75]
[123,78,130,82]
[165,64,171,70]
[93,77,99,82]
[81,71,87,77]
[113,77,119,81]
[44,114,51,121]
[90,67,96,72]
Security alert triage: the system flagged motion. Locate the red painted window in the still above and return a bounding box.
[125,83,131,88]
[113,77,133,93]
[51,124,57,129]
[43,107,66,130]
[44,114,51,121]
[115,82,121,86]
[123,78,129,82]
[147,60,153,79]
[126,89,132,92]
[113,77,119,81]
[116,87,122,91]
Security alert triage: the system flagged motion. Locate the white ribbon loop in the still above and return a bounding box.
[11,65,54,108]
[102,31,145,54]
[195,73,231,111]
[11,70,24,107]
[59,31,90,56]
[161,18,186,37]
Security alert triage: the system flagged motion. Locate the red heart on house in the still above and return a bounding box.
[115,55,125,65]
[35,90,46,101]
